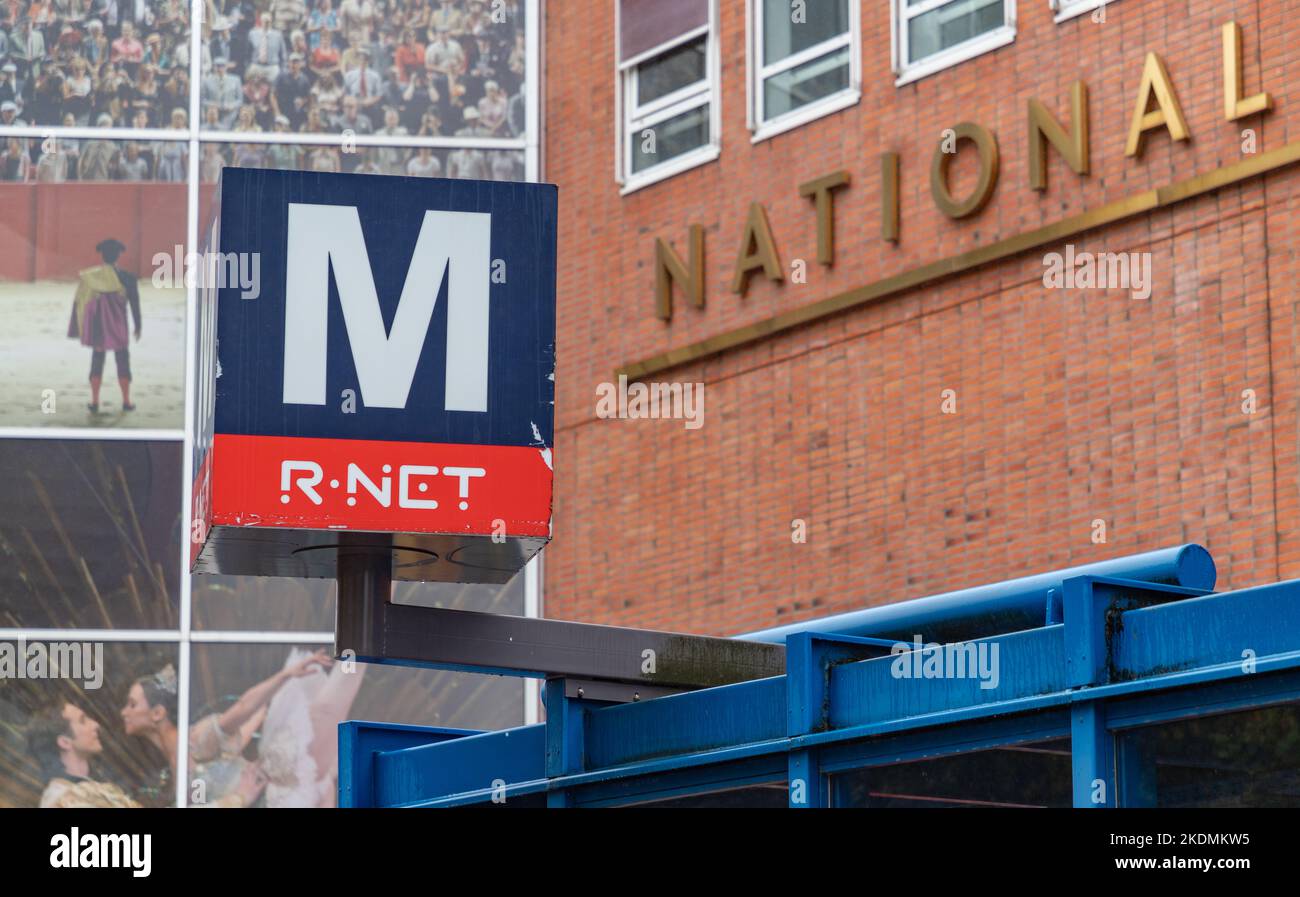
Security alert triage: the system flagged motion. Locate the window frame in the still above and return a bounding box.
[616,5,721,195]
[892,0,1017,88]
[1050,0,1111,23]
[748,0,861,144]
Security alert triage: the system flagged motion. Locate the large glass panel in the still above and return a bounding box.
[626,783,788,807]
[762,46,849,120]
[635,36,705,107]
[197,139,525,182]
[832,738,1073,807]
[762,0,848,66]
[192,565,526,631]
[0,7,192,129]
[200,0,527,137]
[0,439,182,629]
[907,0,1004,65]
[0,137,187,430]
[1120,703,1300,807]
[629,103,708,174]
[0,642,178,807]
[189,643,524,806]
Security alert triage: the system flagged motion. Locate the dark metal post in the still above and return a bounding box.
[335,537,394,660]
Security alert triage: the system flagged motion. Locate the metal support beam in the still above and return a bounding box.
[335,589,786,689]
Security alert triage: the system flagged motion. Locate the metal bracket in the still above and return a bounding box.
[335,567,785,690]
[1062,575,1213,689]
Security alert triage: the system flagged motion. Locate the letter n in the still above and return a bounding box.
[654,225,705,321]
[1028,81,1090,191]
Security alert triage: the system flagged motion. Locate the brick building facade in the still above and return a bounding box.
[542,0,1300,636]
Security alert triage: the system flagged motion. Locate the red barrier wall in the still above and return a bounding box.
[0,183,187,283]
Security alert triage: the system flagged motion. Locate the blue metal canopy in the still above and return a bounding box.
[339,545,1300,808]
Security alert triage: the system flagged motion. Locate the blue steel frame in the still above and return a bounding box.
[339,550,1300,808]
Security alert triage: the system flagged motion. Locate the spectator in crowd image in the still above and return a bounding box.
[270,0,307,35]
[2,134,30,179]
[0,61,21,107]
[334,90,368,133]
[118,138,148,177]
[310,65,341,115]
[309,24,338,74]
[247,10,285,81]
[338,0,373,46]
[202,56,241,128]
[306,0,336,51]
[27,700,141,808]
[155,105,185,179]
[274,49,309,127]
[392,26,420,83]
[232,101,259,131]
[405,142,436,177]
[199,140,224,182]
[208,15,232,68]
[60,54,91,121]
[0,98,24,125]
[77,114,116,176]
[10,18,47,82]
[109,19,142,70]
[476,76,504,133]
[343,44,379,107]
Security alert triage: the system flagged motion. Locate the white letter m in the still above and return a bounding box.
[282,203,491,411]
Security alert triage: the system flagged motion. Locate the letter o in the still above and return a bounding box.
[930,122,1000,219]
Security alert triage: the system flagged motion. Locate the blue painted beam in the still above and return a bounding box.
[339,721,480,808]
[372,723,546,807]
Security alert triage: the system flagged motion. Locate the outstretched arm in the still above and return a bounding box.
[216,649,331,736]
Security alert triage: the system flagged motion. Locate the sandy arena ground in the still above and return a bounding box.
[0,281,186,431]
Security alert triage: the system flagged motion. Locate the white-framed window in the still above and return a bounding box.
[617,1,720,194]
[749,0,861,143]
[893,0,1016,87]
[1051,0,1113,23]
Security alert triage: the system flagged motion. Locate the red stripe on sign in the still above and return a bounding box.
[211,434,552,536]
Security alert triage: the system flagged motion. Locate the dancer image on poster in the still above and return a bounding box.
[121,653,333,807]
[26,700,141,808]
[67,237,142,414]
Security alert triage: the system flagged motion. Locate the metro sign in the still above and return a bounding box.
[190,168,557,583]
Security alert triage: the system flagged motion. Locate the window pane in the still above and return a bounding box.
[200,0,527,138]
[1120,703,1300,807]
[192,566,526,631]
[635,37,706,107]
[761,46,849,121]
[907,0,1005,65]
[0,642,178,807]
[0,439,181,630]
[0,138,188,431]
[189,643,524,807]
[832,738,1073,807]
[762,0,849,66]
[1,10,192,129]
[629,103,708,174]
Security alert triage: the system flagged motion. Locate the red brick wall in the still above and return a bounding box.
[543,0,1300,635]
